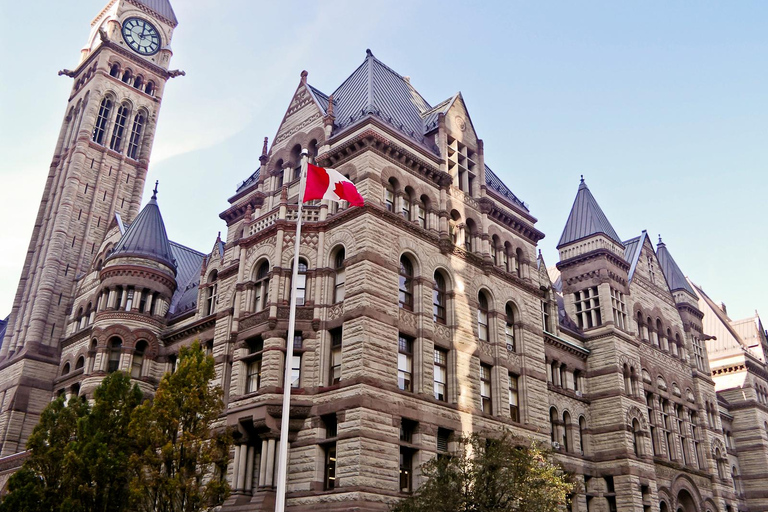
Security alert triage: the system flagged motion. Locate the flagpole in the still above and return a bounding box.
[275,148,308,512]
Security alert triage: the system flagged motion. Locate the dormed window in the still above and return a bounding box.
[333,248,345,303]
[206,270,218,316]
[92,97,113,145]
[477,291,489,341]
[127,112,145,159]
[253,261,270,311]
[398,255,414,311]
[109,103,130,152]
[432,271,447,324]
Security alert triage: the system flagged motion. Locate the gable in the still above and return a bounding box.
[272,82,325,149]
[443,94,478,148]
[631,237,671,296]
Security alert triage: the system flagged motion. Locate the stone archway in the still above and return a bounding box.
[677,489,698,512]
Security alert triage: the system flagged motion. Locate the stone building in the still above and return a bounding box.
[0,1,766,511]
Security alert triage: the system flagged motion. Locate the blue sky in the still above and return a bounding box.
[1,1,766,322]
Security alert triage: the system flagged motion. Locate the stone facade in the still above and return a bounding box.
[1,2,767,512]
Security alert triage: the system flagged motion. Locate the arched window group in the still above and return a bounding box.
[549,407,587,454]
[634,310,685,359]
[382,179,430,228]
[91,93,147,159]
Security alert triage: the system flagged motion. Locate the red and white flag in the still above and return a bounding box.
[304,163,364,207]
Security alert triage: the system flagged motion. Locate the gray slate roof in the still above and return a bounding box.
[331,50,435,150]
[656,239,697,296]
[168,242,205,317]
[106,193,176,272]
[130,0,178,26]
[236,166,261,193]
[622,232,645,282]
[558,178,622,248]
[485,165,529,212]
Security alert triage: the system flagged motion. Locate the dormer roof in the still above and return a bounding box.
[558,178,622,249]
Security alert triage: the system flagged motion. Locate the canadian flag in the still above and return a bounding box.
[304,163,364,207]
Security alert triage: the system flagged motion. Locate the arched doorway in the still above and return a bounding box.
[677,489,698,512]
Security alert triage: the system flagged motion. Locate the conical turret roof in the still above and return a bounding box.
[106,189,176,273]
[656,238,696,296]
[558,177,622,248]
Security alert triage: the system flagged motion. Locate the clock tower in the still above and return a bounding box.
[0,0,180,457]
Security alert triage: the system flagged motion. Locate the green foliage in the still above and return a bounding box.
[129,341,231,512]
[391,432,575,512]
[0,341,229,512]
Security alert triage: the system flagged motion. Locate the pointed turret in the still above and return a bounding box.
[558,176,622,249]
[106,184,176,274]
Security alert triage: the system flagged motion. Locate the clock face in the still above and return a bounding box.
[121,17,161,56]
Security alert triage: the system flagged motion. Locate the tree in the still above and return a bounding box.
[68,372,143,512]
[0,395,88,512]
[391,432,575,512]
[0,373,142,512]
[129,341,231,512]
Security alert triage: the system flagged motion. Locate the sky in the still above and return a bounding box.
[1,1,766,323]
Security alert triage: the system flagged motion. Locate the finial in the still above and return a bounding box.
[658,234,663,244]
[216,231,221,242]
[366,49,373,57]
[327,93,334,116]
[152,180,159,199]
[580,175,584,184]
[300,70,308,84]
[261,137,268,156]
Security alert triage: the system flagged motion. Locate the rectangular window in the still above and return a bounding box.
[692,337,705,372]
[330,328,342,385]
[324,444,337,490]
[398,334,413,392]
[246,359,261,393]
[399,447,413,493]
[385,188,395,211]
[574,286,602,329]
[541,301,551,332]
[480,364,492,414]
[509,373,519,422]
[291,355,301,388]
[109,104,128,152]
[437,428,451,454]
[402,199,410,220]
[610,287,627,330]
[417,205,426,228]
[434,348,447,401]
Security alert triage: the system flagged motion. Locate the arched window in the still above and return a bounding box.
[131,340,147,378]
[715,448,725,478]
[477,291,489,341]
[550,407,558,443]
[145,81,155,96]
[398,255,414,311]
[503,242,511,272]
[630,366,638,395]
[109,102,129,152]
[206,270,218,316]
[633,419,642,456]
[107,337,122,373]
[464,219,477,252]
[109,63,120,77]
[515,248,523,277]
[433,271,447,324]
[573,370,582,392]
[291,258,308,306]
[384,183,395,212]
[62,362,70,376]
[92,97,112,144]
[253,261,270,311]
[75,356,85,370]
[579,416,587,453]
[401,188,412,220]
[77,306,86,330]
[333,248,345,303]
[505,303,517,351]
[562,411,572,451]
[416,196,427,228]
[121,69,132,84]
[636,311,644,338]
[127,112,145,159]
[491,235,500,266]
[624,364,632,395]
[133,75,143,90]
